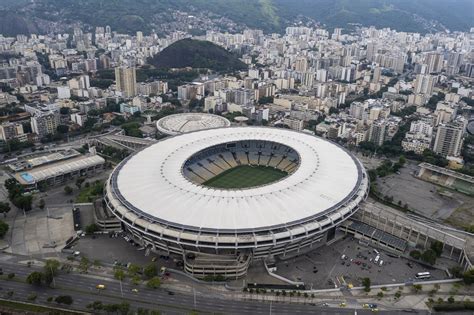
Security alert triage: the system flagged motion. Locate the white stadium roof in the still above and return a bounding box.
[112,127,364,231]
[156,113,231,135]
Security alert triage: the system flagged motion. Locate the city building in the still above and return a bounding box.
[413,74,436,96]
[433,122,465,157]
[115,66,137,98]
[177,83,204,101]
[282,117,304,131]
[14,153,105,190]
[120,103,141,115]
[0,122,25,142]
[368,120,386,146]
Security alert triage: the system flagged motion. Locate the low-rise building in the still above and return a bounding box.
[13,153,105,190]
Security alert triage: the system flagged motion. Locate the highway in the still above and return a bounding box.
[0,260,431,314]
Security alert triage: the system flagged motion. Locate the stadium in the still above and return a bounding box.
[156,113,231,136]
[104,127,369,278]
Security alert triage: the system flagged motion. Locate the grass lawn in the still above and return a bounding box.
[203,165,287,189]
[75,181,104,203]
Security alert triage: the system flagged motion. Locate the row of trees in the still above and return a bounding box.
[86,301,158,314]
[26,259,60,287]
[450,267,474,285]
[113,262,161,289]
[409,241,444,265]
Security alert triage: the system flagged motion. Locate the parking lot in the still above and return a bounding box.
[70,233,179,270]
[70,233,450,290]
[375,161,471,221]
[273,237,447,289]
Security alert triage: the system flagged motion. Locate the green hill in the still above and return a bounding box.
[0,12,38,36]
[1,0,472,36]
[148,39,247,72]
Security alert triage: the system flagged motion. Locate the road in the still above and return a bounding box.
[0,260,430,314]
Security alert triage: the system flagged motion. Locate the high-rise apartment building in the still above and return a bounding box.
[115,66,137,98]
[295,57,309,72]
[372,66,382,83]
[368,120,387,146]
[413,74,436,95]
[424,52,443,74]
[31,112,59,138]
[433,122,465,157]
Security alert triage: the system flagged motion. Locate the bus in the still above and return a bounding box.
[415,272,431,279]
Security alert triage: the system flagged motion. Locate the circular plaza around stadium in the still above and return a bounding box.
[105,126,369,278]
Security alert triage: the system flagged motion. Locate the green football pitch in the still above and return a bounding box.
[203,165,288,189]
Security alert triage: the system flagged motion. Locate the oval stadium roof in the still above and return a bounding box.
[112,127,365,231]
[156,113,231,135]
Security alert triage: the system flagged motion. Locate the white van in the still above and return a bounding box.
[374,255,380,263]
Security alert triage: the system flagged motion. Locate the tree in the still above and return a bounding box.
[0,220,9,238]
[59,107,70,115]
[26,271,43,285]
[115,302,130,315]
[462,269,474,285]
[56,125,69,134]
[44,259,60,275]
[128,263,141,277]
[146,277,161,289]
[12,195,33,211]
[328,107,339,115]
[410,250,421,259]
[55,295,73,305]
[362,277,371,292]
[144,263,158,279]
[87,301,103,311]
[103,304,120,313]
[80,256,90,273]
[114,269,126,281]
[85,223,100,234]
[399,155,406,165]
[0,202,11,217]
[421,249,437,265]
[39,198,45,210]
[76,178,86,189]
[430,241,443,257]
[258,96,274,105]
[44,259,60,285]
[412,284,422,293]
[132,275,141,285]
[64,186,73,195]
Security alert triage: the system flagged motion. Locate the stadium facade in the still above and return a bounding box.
[105,127,369,278]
